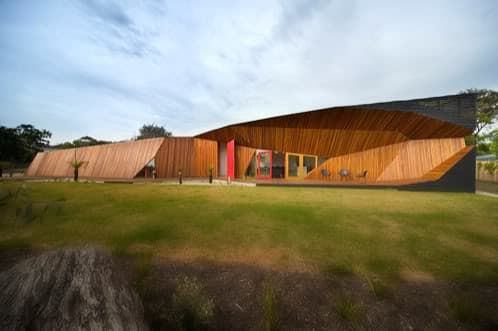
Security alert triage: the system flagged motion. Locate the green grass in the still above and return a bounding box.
[0,182,497,284]
[335,296,361,321]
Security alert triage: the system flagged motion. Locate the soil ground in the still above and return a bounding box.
[2,248,497,331]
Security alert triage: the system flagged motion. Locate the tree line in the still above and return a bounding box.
[0,124,172,168]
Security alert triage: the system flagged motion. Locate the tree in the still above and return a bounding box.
[488,129,498,156]
[53,136,111,149]
[136,124,172,140]
[461,89,498,137]
[0,124,51,164]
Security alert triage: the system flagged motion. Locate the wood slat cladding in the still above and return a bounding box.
[304,143,405,182]
[25,138,164,179]
[377,138,465,181]
[306,138,466,184]
[421,146,474,181]
[154,138,217,178]
[235,146,255,178]
[196,109,471,158]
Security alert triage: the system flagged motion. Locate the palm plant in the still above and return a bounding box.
[69,151,85,182]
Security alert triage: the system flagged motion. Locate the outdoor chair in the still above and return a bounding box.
[356,170,368,183]
[320,168,330,178]
[338,169,350,181]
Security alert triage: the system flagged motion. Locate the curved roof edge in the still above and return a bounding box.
[195,93,476,137]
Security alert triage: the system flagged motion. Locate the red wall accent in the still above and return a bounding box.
[227,139,235,179]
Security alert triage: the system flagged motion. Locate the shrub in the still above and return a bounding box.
[336,296,361,321]
[483,161,497,176]
[171,277,215,331]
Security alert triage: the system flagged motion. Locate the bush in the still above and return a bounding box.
[171,277,215,331]
[483,162,497,176]
[336,296,361,321]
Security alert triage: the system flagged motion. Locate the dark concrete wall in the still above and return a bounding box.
[400,148,476,192]
[357,94,476,130]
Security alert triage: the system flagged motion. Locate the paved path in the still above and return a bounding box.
[476,191,498,198]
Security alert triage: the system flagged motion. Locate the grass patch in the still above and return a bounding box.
[263,282,280,331]
[0,182,497,285]
[335,296,361,321]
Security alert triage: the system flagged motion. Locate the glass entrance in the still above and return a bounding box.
[256,150,272,179]
[287,153,300,178]
[286,153,317,179]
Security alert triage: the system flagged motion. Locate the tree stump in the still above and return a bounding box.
[0,247,148,330]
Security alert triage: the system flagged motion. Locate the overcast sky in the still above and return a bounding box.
[1,0,497,143]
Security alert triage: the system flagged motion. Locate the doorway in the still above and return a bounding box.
[285,153,317,179]
[256,150,272,179]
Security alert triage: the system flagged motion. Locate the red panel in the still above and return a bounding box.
[227,139,235,179]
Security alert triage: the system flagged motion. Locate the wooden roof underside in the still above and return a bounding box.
[196,108,472,157]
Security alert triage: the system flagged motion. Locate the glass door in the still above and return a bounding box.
[303,155,317,176]
[286,153,301,178]
[285,153,317,179]
[256,150,272,179]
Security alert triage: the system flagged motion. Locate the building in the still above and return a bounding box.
[25,94,476,191]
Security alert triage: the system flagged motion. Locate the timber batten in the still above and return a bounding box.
[25,94,476,191]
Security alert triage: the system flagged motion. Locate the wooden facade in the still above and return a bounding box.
[25,138,164,179]
[155,138,217,178]
[235,146,256,178]
[304,138,467,183]
[25,94,476,191]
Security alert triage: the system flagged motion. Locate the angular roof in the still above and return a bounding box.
[196,94,475,157]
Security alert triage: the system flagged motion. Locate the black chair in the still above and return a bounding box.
[356,170,368,183]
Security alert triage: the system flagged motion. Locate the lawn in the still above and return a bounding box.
[1,181,498,285]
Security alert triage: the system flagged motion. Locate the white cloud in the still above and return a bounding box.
[0,0,497,143]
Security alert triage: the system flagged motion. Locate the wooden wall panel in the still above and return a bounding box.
[25,138,165,179]
[193,138,218,177]
[304,143,405,182]
[155,138,217,178]
[235,145,255,178]
[377,138,465,181]
[305,138,466,183]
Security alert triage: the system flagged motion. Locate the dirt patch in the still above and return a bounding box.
[137,258,498,331]
[2,249,498,330]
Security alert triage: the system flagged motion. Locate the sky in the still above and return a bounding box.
[1,0,497,144]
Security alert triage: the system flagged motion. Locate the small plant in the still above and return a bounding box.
[171,277,214,331]
[363,274,391,299]
[263,283,280,331]
[69,150,86,182]
[483,161,497,177]
[336,296,360,321]
[178,167,183,184]
[208,165,214,184]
